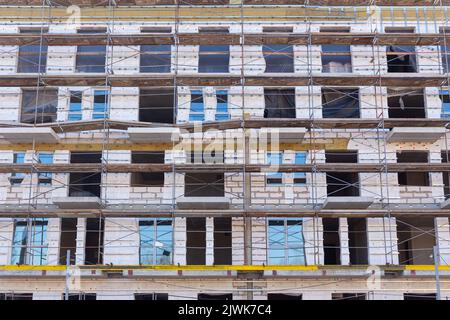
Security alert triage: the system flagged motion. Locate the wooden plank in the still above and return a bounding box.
[0,163,449,173]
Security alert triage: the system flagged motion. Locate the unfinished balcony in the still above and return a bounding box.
[387,127,446,143]
[0,127,59,143]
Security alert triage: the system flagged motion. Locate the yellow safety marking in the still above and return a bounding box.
[405,265,450,271]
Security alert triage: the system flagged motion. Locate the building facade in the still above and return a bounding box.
[0,1,449,300]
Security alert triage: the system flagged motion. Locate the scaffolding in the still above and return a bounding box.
[0,0,449,300]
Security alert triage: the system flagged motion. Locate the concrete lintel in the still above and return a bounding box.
[52,196,102,209]
[0,127,59,143]
[386,127,446,143]
[127,127,180,143]
[322,196,374,209]
[176,197,230,209]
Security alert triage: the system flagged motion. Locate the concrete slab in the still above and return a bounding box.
[259,127,307,142]
[176,197,230,210]
[440,198,450,209]
[386,127,446,143]
[52,196,102,209]
[322,196,374,209]
[128,127,180,143]
[0,127,59,143]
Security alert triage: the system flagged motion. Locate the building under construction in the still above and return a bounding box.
[0,0,450,300]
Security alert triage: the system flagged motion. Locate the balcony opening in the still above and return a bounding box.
[322,88,360,118]
[140,45,171,73]
[11,218,48,265]
[264,88,296,118]
[186,217,206,265]
[325,151,359,197]
[332,293,367,300]
[323,218,341,265]
[131,151,165,187]
[348,218,368,265]
[442,151,450,199]
[76,29,106,73]
[388,88,425,118]
[59,218,77,265]
[321,45,352,73]
[21,89,57,124]
[213,217,232,265]
[139,89,174,123]
[85,218,104,265]
[397,217,435,265]
[18,28,47,73]
[263,44,294,73]
[134,293,169,300]
[69,152,102,198]
[185,173,224,197]
[267,294,302,300]
[198,293,233,300]
[397,151,429,187]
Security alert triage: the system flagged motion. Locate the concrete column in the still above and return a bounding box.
[52,150,70,198]
[436,217,450,264]
[339,218,350,266]
[96,293,134,300]
[111,45,139,74]
[110,87,139,121]
[302,292,331,300]
[251,217,267,265]
[205,217,214,265]
[32,292,62,300]
[303,217,324,265]
[0,45,17,75]
[243,45,265,75]
[367,217,399,265]
[173,217,186,265]
[75,218,86,265]
[46,218,60,265]
[103,218,139,265]
[232,217,244,265]
[46,46,76,74]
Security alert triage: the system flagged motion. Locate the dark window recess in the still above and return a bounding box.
[190,150,224,164]
[186,217,206,265]
[131,151,165,187]
[198,27,229,34]
[21,89,57,124]
[321,45,352,73]
[325,151,359,197]
[387,88,425,118]
[322,88,360,118]
[198,293,233,300]
[134,293,169,300]
[214,218,232,265]
[185,172,224,197]
[332,293,367,300]
[267,294,302,300]
[319,26,351,33]
[348,218,368,265]
[264,88,296,118]
[141,27,172,33]
[442,151,450,199]
[397,151,429,187]
[386,45,417,73]
[140,45,171,73]
[59,218,77,265]
[263,26,294,33]
[0,293,33,300]
[404,293,437,300]
[85,218,104,265]
[139,89,174,123]
[76,29,106,73]
[263,45,294,73]
[67,293,97,300]
[198,45,229,73]
[323,218,341,265]
[69,152,102,197]
[398,218,435,265]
